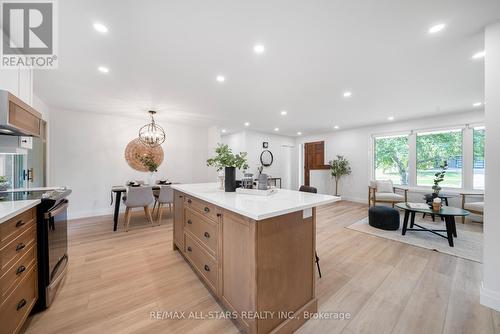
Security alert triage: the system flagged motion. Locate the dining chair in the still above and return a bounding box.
[299,185,322,278]
[154,185,174,225]
[122,186,154,232]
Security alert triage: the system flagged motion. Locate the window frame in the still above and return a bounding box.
[373,133,410,186]
[472,125,485,190]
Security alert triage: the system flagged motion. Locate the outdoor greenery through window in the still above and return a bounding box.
[374,135,409,185]
[473,126,485,189]
[416,129,462,188]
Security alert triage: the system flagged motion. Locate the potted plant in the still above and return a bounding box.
[432,161,448,197]
[136,153,159,185]
[328,155,352,196]
[207,143,248,192]
[0,176,9,191]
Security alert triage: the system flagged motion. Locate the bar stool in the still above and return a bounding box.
[299,185,322,278]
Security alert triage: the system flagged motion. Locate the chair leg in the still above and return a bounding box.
[315,251,322,278]
[157,203,163,226]
[462,216,465,224]
[144,206,154,225]
[124,207,131,232]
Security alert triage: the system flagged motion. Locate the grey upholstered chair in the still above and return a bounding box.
[154,185,174,225]
[122,186,154,232]
[299,185,322,278]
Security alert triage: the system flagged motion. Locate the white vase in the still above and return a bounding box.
[148,172,157,185]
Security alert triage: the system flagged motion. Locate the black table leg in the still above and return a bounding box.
[402,210,409,235]
[410,211,416,228]
[444,216,454,247]
[113,191,121,231]
[451,216,457,237]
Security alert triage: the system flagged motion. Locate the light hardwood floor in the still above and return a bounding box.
[22,201,500,334]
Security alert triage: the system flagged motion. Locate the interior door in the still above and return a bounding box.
[304,141,328,186]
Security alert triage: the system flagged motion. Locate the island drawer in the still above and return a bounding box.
[0,244,36,302]
[185,208,218,256]
[0,265,37,334]
[184,234,218,292]
[0,208,36,248]
[184,196,221,223]
[0,225,36,274]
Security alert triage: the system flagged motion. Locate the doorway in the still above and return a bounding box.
[304,141,328,186]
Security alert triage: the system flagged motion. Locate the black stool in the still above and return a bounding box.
[368,206,400,230]
[299,185,322,278]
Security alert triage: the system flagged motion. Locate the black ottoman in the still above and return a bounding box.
[368,206,400,230]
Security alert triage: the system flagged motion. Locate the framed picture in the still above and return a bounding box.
[263,142,269,149]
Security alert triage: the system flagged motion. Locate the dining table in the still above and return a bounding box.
[110,183,174,231]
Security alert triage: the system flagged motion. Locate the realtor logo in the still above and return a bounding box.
[1,0,58,68]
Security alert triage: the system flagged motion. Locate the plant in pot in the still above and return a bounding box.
[136,153,159,185]
[432,161,448,197]
[0,176,9,191]
[328,155,351,196]
[207,144,248,192]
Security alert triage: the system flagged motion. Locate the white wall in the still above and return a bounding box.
[295,110,484,203]
[49,109,211,218]
[221,130,297,190]
[481,21,500,312]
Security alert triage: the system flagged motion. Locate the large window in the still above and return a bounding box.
[416,129,463,188]
[374,135,409,185]
[473,126,485,189]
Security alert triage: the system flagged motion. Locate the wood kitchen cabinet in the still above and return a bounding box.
[0,206,38,334]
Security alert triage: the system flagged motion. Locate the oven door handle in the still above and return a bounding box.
[44,200,69,220]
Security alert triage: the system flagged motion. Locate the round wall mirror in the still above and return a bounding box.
[260,150,273,167]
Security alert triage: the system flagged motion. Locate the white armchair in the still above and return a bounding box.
[461,192,484,224]
[368,180,408,207]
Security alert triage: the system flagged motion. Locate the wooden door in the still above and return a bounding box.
[304,141,328,186]
[173,191,184,250]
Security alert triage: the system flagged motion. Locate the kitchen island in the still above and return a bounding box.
[171,183,340,334]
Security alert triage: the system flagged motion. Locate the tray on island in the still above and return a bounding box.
[235,188,278,196]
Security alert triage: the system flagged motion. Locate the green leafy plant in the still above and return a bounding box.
[432,161,448,196]
[329,155,352,196]
[0,176,7,183]
[207,143,249,171]
[136,153,159,172]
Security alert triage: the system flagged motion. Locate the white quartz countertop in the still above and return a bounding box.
[0,200,40,225]
[171,183,340,220]
[0,186,66,193]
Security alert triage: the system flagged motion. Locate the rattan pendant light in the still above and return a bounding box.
[138,110,165,147]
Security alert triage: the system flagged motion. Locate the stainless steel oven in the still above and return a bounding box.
[35,189,71,310]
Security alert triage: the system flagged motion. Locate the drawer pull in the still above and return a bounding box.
[179,195,183,198]
[15,220,25,228]
[16,243,26,252]
[187,246,192,252]
[17,299,27,311]
[16,265,26,275]
[204,232,210,238]
[187,219,192,225]
[204,207,210,213]
[187,199,192,204]
[204,265,210,272]
[216,213,222,217]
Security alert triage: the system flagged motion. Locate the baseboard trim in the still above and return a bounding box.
[339,195,367,204]
[480,281,500,312]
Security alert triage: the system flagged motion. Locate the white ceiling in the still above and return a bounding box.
[34,0,500,136]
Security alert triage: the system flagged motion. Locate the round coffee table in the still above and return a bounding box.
[395,203,469,247]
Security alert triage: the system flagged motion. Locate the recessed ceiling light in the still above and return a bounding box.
[473,102,483,107]
[221,129,227,133]
[343,91,352,98]
[274,127,279,132]
[280,110,287,116]
[98,66,109,73]
[93,22,108,34]
[472,51,485,60]
[297,131,302,135]
[253,44,265,54]
[216,75,225,82]
[333,125,339,129]
[244,122,250,127]
[388,116,395,121]
[428,23,446,34]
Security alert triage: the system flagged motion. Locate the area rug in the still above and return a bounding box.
[346,216,483,263]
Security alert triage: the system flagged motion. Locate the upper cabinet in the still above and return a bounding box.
[0,67,33,106]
